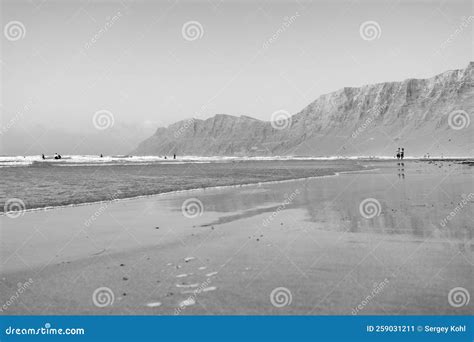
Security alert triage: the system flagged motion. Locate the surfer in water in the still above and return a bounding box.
[401,148,405,160]
[396,148,400,160]
[41,154,45,160]
[54,153,62,160]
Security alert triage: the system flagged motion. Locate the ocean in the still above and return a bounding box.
[0,155,367,212]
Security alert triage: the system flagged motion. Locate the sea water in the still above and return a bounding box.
[0,156,367,212]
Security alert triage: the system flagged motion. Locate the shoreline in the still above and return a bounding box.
[3,155,472,214]
[5,155,471,215]
[1,155,472,168]
[1,165,380,215]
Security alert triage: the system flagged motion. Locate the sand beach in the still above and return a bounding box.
[1,160,472,315]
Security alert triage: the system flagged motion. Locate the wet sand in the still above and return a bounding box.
[1,160,472,315]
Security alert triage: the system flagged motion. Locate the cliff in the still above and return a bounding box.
[133,63,473,157]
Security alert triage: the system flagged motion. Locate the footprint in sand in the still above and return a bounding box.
[176,283,200,288]
[178,298,196,307]
[181,286,217,294]
[146,302,162,308]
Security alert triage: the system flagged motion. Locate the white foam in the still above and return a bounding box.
[1,154,457,168]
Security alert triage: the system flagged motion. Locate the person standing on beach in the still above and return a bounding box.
[401,148,405,160]
[396,148,400,160]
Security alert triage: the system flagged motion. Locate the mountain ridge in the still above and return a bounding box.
[133,63,473,157]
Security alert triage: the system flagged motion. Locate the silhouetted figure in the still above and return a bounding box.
[100,154,103,158]
[41,154,45,160]
[400,148,405,160]
[396,147,401,160]
[164,156,167,159]
[173,154,176,160]
[54,153,62,160]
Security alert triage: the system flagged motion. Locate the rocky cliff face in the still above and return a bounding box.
[133,63,473,157]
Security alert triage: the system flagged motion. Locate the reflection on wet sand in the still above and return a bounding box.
[189,161,473,249]
[398,162,405,179]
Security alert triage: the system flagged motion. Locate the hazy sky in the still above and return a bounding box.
[1,0,472,154]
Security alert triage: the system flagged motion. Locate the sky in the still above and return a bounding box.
[1,0,472,155]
